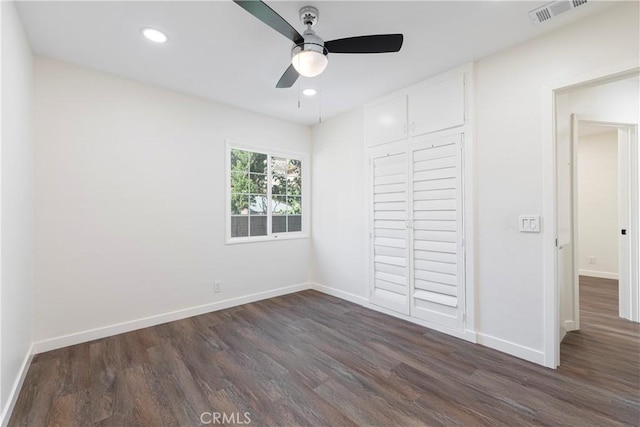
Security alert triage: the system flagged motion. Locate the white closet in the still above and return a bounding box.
[365,65,472,336]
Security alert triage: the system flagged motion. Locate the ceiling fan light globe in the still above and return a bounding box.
[291,50,328,78]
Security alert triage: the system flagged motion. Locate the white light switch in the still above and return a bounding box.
[519,215,541,233]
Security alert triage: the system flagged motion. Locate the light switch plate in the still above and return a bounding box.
[519,215,541,233]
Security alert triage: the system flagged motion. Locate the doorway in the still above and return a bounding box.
[554,73,639,366]
[569,119,636,330]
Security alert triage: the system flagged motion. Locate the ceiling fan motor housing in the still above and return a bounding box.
[292,29,326,56]
[292,6,326,58]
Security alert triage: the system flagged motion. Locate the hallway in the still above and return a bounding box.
[560,276,640,397]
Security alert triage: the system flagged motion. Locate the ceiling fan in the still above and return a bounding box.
[233,1,404,88]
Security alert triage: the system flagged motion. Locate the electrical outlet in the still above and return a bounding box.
[214,281,222,293]
[588,256,596,265]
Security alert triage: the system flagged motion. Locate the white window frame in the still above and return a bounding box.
[225,140,310,244]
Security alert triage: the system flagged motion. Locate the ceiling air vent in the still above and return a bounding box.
[529,0,589,25]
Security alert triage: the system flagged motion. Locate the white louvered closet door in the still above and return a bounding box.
[410,134,465,330]
[369,147,410,315]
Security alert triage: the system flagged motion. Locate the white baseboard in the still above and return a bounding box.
[310,282,368,306]
[30,281,546,386]
[476,333,545,366]
[579,269,619,280]
[309,282,477,343]
[1,344,34,427]
[564,320,577,332]
[560,320,578,344]
[312,282,548,367]
[32,283,311,354]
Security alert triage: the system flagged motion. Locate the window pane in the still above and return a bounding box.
[272,157,287,175]
[288,215,302,232]
[271,196,289,214]
[249,195,268,215]
[250,152,267,174]
[249,173,267,194]
[272,215,286,233]
[272,173,286,195]
[231,194,249,215]
[287,173,301,196]
[288,159,301,177]
[231,149,249,173]
[231,216,249,237]
[288,196,302,214]
[231,172,249,193]
[250,216,267,236]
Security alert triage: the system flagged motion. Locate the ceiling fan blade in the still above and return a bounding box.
[276,64,299,88]
[325,34,404,54]
[233,0,303,44]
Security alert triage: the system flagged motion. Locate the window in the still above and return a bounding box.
[227,142,308,243]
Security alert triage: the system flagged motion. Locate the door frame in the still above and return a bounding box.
[569,116,638,332]
[618,126,639,321]
[542,62,640,368]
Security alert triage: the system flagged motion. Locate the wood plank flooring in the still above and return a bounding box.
[9,279,640,426]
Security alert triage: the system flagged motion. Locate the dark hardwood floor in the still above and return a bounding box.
[9,279,640,426]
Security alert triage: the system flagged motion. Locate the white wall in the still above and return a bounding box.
[566,79,640,124]
[578,131,619,277]
[33,58,311,347]
[0,1,34,422]
[310,109,366,299]
[311,2,639,363]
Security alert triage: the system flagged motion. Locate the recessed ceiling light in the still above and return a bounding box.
[142,28,168,43]
[302,88,317,97]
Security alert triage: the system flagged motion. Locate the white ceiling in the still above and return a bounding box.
[16,0,616,125]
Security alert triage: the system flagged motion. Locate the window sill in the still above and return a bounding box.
[225,232,310,245]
